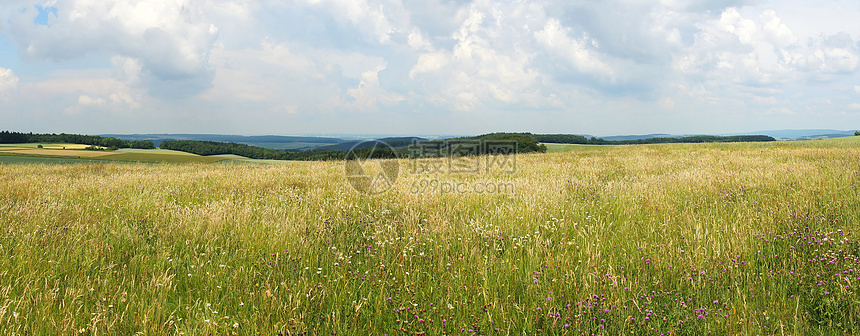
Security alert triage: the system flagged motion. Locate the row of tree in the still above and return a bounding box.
[421,133,547,154]
[158,140,347,160]
[533,134,776,145]
[2,130,780,162]
[158,133,544,161]
[0,131,155,149]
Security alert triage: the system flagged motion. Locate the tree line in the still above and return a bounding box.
[158,133,544,161]
[158,140,347,160]
[533,134,776,145]
[416,133,547,154]
[0,131,155,149]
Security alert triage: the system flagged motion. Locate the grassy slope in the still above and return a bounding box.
[0,144,229,164]
[0,154,109,164]
[1,138,860,334]
[543,143,615,153]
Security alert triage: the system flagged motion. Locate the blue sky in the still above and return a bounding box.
[1,0,859,136]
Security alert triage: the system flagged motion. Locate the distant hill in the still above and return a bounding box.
[597,130,859,141]
[100,134,343,149]
[317,137,428,151]
[722,129,856,140]
[98,130,858,152]
[601,134,675,141]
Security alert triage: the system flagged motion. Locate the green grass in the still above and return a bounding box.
[0,153,109,164]
[114,148,200,155]
[542,143,617,153]
[95,152,229,163]
[0,144,231,164]
[2,139,860,334]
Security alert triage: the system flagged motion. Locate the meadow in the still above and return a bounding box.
[1,138,860,335]
[0,144,229,164]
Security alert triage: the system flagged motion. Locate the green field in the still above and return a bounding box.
[2,138,860,334]
[97,152,228,163]
[543,143,617,153]
[0,144,229,164]
[0,153,109,164]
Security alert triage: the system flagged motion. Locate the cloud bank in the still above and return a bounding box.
[0,0,858,135]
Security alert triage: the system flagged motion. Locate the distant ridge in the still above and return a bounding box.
[601,134,675,141]
[722,129,856,140]
[100,134,343,149]
[100,133,343,143]
[98,129,859,151]
[316,137,428,151]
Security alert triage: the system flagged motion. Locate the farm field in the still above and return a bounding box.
[2,138,860,334]
[0,144,229,164]
[543,143,616,153]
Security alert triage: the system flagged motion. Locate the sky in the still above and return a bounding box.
[0,0,859,136]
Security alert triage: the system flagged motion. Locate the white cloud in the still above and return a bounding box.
[2,0,219,98]
[673,4,860,120]
[77,95,106,106]
[342,65,405,110]
[295,0,407,44]
[535,19,614,81]
[818,48,860,74]
[1,0,860,135]
[0,67,19,94]
[766,107,794,115]
[678,7,801,85]
[407,1,546,111]
[760,9,797,48]
[753,95,777,105]
[659,97,675,108]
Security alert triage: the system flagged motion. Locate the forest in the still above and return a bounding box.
[0,131,155,149]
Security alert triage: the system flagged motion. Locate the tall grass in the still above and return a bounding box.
[2,138,860,334]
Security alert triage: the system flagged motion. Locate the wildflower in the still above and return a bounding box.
[233,322,239,328]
